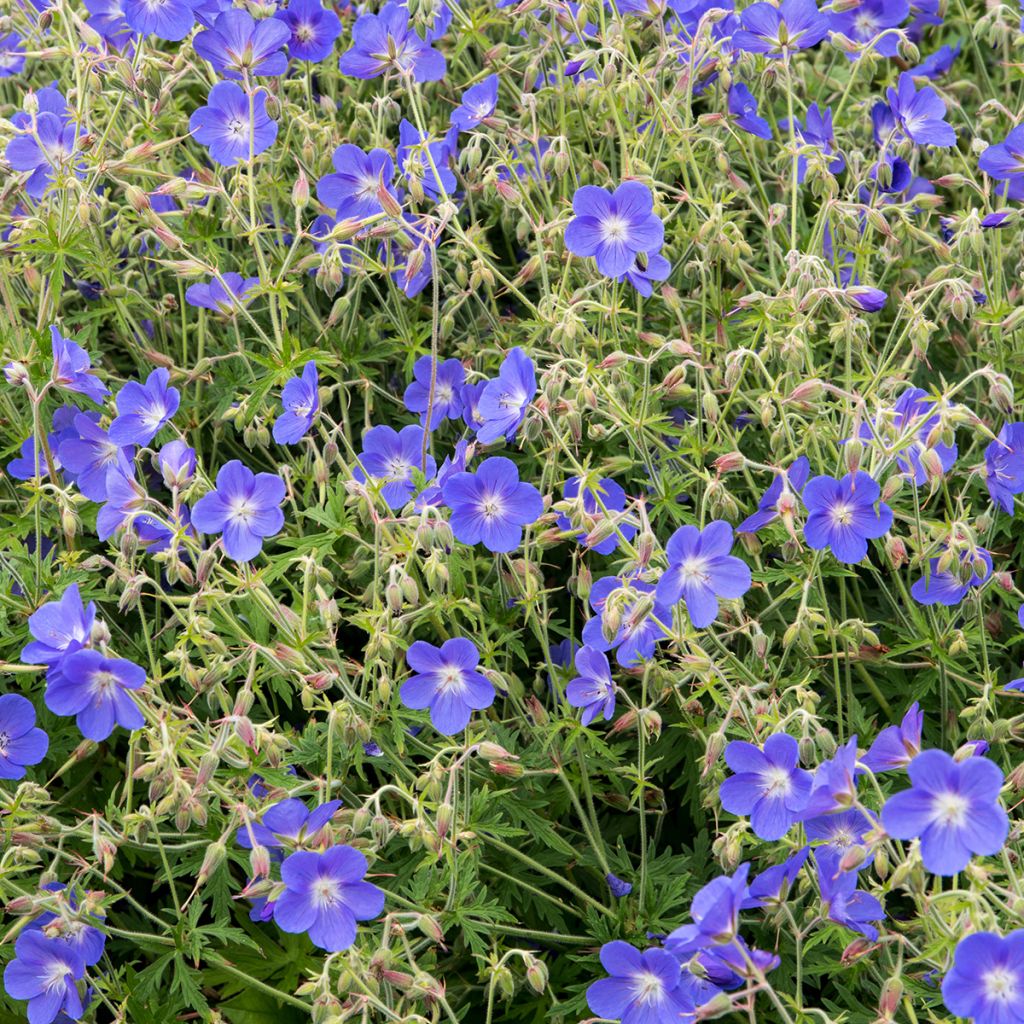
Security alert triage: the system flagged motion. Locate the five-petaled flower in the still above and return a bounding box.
[272,845,385,951]
[565,181,664,278]
[273,361,320,445]
[802,471,893,564]
[943,931,1024,1024]
[353,424,436,510]
[45,649,146,741]
[719,734,812,840]
[338,2,446,82]
[881,749,1009,875]
[0,694,49,780]
[192,459,286,561]
[401,637,495,734]
[441,455,543,552]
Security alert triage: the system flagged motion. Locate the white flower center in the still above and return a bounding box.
[984,967,1018,1003]
[44,959,72,991]
[679,557,709,585]
[385,457,411,481]
[231,497,256,525]
[632,971,664,1005]
[313,877,340,908]
[227,117,249,140]
[830,503,853,526]
[480,494,505,520]
[296,22,316,42]
[602,215,629,242]
[761,765,792,798]
[91,670,118,697]
[437,667,465,693]
[932,791,968,827]
[0,731,8,756]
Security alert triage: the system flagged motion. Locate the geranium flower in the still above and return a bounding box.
[401,637,495,733]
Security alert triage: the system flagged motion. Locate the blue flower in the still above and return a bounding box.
[829,0,909,59]
[450,74,499,132]
[910,40,959,78]
[108,368,180,446]
[800,737,862,817]
[84,0,134,49]
[96,469,148,541]
[0,32,26,76]
[942,931,1024,1024]
[403,356,465,428]
[57,415,135,501]
[814,850,884,940]
[475,347,537,444]
[733,0,830,55]
[189,82,278,167]
[317,144,396,221]
[656,521,751,628]
[50,326,108,404]
[582,574,671,667]
[565,181,664,277]
[805,807,875,857]
[886,71,955,147]
[556,476,636,555]
[157,440,196,488]
[881,749,1009,875]
[273,846,385,951]
[185,272,260,313]
[587,942,696,1024]
[123,0,196,39]
[605,872,632,898]
[401,638,495,734]
[354,424,436,510]
[665,864,751,954]
[6,89,83,200]
[338,2,446,82]
[22,584,95,667]
[719,734,811,840]
[984,422,1024,514]
[441,456,543,552]
[861,702,923,773]
[191,460,286,561]
[398,119,457,200]
[738,457,809,533]
[745,847,810,907]
[784,104,844,181]
[566,646,616,725]
[911,547,992,606]
[194,9,291,78]
[980,126,1024,194]
[236,797,342,852]
[26,883,106,967]
[45,649,145,741]
[0,694,48,780]
[274,0,341,61]
[802,472,893,563]
[273,361,319,444]
[8,434,62,482]
[620,249,671,296]
[2,931,85,1024]
[727,83,772,140]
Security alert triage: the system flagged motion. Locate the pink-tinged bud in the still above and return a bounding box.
[886,535,907,567]
[839,845,867,872]
[149,222,181,250]
[198,840,226,883]
[417,914,445,944]
[477,742,516,761]
[599,351,629,369]
[234,715,256,749]
[495,179,520,204]
[382,970,414,989]
[250,845,272,879]
[786,378,824,405]
[713,451,746,474]
[610,709,638,734]
[292,169,309,209]
[995,571,1014,592]
[841,938,874,964]
[878,977,903,1018]
[696,992,734,1019]
[5,896,35,915]
[490,759,523,778]
[125,185,150,212]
